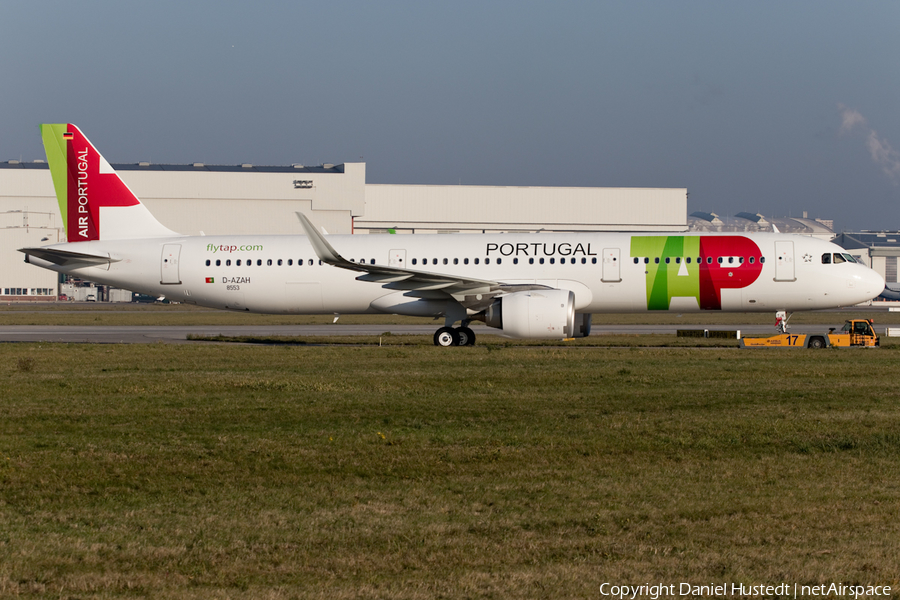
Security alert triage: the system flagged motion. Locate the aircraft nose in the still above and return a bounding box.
[861,267,886,299]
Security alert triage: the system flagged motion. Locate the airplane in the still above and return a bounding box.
[878,283,900,301]
[20,124,886,346]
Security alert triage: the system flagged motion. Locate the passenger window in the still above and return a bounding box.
[643,257,649,264]
[267,259,273,266]
[464,258,469,265]
[443,258,448,265]
[749,257,755,264]
[717,257,724,264]
[665,257,670,264]
[529,258,534,264]
[485,258,490,265]
[654,257,660,264]
[634,257,639,264]
[308,259,313,266]
[237,260,242,266]
[433,258,438,265]
[257,259,263,266]
[675,257,681,264]
[277,259,283,266]
[497,258,502,265]
[226,259,231,266]
[288,259,293,266]
[513,258,519,264]
[550,258,555,264]
[582,258,587,264]
[707,257,713,264]
[539,258,545,264]
[728,257,734,264]
[592,258,597,264]
[205,259,211,266]
[474,258,479,265]
[760,257,765,263]
[216,259,221,266]
[412,259,417,265]
[454,258,459,265]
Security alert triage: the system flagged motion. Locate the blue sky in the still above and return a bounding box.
[2,1,898,231]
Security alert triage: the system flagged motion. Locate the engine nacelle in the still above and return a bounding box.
[573,313,592,338]
[484,289,575,339]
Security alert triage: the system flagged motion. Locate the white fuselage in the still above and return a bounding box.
[27,231,885,316]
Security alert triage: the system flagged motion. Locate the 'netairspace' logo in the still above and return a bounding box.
[206,244,264,253]
[600,582,892,599]
[630,235,763,311]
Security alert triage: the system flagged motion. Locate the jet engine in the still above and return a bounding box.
[483,289,576,339]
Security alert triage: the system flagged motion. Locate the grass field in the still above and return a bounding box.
[2,340,900,599]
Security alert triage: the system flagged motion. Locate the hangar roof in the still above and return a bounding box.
[833,231,900,250]
[688,211,834,237]
[0,160,344,174]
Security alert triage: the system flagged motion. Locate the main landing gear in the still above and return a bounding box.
[433,324,477,347]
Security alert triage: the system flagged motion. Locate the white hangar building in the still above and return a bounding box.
[0,159,687,300]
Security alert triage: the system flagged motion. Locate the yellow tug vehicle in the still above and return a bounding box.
[740,319,879,349]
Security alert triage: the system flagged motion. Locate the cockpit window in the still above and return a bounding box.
[842,253,857,264]
[833,253,846,264]
[822,253,831,264]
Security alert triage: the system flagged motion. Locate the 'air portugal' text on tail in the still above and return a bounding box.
[40,123,178,242]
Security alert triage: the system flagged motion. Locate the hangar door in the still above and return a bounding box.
[774,241,795,282]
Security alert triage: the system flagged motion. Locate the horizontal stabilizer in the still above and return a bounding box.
[19,246,117,266]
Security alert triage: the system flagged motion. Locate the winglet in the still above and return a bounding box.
[296,212,345,265]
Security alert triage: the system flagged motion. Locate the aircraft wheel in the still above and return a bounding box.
[434,327,460,347]
[457,326,476,346]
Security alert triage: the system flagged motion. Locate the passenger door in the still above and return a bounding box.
[601,248,621,282]
[389,249,407,268]
[160,244,182,285]
[774,241,795,281]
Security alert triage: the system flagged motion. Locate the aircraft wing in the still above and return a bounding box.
[19,246,118,267]
[297,213,549,309]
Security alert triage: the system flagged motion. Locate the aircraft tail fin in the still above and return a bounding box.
[40,124,180,242]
